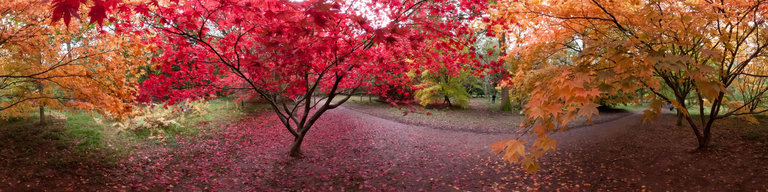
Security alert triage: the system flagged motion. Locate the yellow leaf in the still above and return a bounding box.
[499,140,526,164]
[534,137,557,152]
[521,156,540,174]
[533,124,548,136]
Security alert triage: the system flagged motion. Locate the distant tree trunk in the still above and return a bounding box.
[37,82,45,125]
[39,104,45,125]
[39,105,45,124]
[500,86,512,111]
[444,95,452,107]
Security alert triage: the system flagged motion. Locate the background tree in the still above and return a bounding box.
[488,0,768,172]
[1,0,148,121]
[413,68,476,108]
[474,34,510,108]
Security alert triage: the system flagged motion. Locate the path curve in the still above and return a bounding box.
[338,105,644,145]
[295,105,652,190]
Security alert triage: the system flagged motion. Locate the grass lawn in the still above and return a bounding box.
[339,97,527,133]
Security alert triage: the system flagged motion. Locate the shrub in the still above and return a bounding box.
[112,100,210,140]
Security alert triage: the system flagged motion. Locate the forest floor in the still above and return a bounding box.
[1,99,767,191]
[0,111,120,191]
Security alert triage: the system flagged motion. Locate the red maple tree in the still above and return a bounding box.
[52,0,488,156]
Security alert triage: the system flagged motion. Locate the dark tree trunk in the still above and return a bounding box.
[676,111,684,126]
[289,134,306,157]
[697,130,711,149]
[444,95,452,107]
[682,113,710,150]
[696,93,724,150]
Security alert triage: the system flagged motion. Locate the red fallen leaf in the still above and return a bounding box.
[425,112,432,115]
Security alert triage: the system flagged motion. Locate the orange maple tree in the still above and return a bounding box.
[0,0,150,121]
[488,0,768,172]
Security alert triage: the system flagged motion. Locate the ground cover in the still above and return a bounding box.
[1,99,766,191]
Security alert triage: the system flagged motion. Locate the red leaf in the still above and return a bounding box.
[51,0,81,26]
[88,2,107,26]
[134,4,150,15]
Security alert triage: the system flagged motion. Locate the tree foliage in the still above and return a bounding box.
[50,0,120,26]
[489,0,768,172]
[111,0,488,156]
[413,68,476,108]
[1,0,149,120]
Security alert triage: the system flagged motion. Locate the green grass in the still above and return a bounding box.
[684,106,733,116]
[181,98,260,126]
[607,103,648,111]
[63,111,105,150]
[0,109,118,172]
[603,103,729,116]
[9,109,110,152]
[335,95,386,106]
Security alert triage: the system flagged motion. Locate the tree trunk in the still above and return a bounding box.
[500,86,512,111]
[696,93,724,150]
[37,82,45,125]
[39,105,45,125]
[697,130,711,149]
[693,118,716,149]
[289,134,306,157]
[676,112,684,126]
[444,95,452,107]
